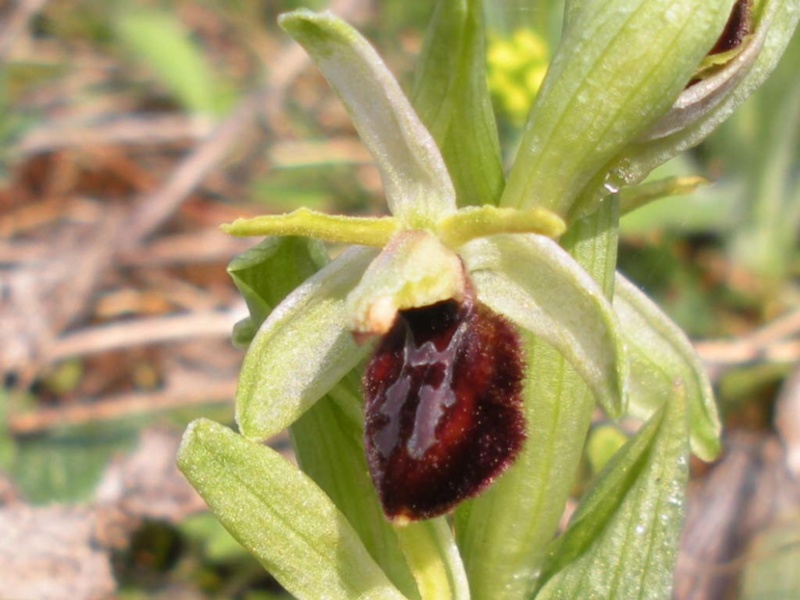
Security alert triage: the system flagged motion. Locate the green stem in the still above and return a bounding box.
[222,208,399,247]
[394,519,470,600]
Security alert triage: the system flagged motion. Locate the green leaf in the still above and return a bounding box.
[614,273,720,460]
[501,0,736,218]
[11,423,138,504]
[535,388,690,599]
[235,247,377,441]
[279,10,456,228]
[177,419,407,600]
[456,202,620,599]
[463,234,627,417]
[227,236,329,347]
[412,0,505,207]
[116,10,231,116]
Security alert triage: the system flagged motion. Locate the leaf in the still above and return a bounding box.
[463,233,627,417]
[235,246,377,441]
[279,10,456,227]
[11,423,138,504]
[412,0,505,207]
[455,202,619,599]
[535,387,690,600]
[613,273,721,460]
[177,419,407,600]
[500,0,737,218]
[227,236,329,347]
[116,10,231,116]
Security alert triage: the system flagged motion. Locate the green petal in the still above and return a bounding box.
[279,10,456,227]
[535,388,690,599]
[501,0,736,218]
[614,273,721,460]
[462,234,626,417]
[178,419,407,600]
[412,0,504,207]
[235,247,377,441]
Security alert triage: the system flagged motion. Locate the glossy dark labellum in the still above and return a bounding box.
[363,293,525,522]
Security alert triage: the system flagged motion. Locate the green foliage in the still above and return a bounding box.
[115,9,234,116]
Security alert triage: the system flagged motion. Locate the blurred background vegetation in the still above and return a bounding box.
[0,0,798,598]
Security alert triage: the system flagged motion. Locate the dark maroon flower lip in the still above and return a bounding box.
[362,286,526,522]
[709,0,753,56]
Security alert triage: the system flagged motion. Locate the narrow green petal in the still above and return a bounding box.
[235,247,377,441]
[501,0,736,217]
[178,419,407,600]
[279,10,456,227]
[223,209,399,247]
[462,234,626,417]
[412,0,505,207]
[614,273,721,460]
[536,388,690,599]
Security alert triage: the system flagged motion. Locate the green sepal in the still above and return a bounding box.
[535,387,690,600]
[412,0,505,207]
[614,273,721,460]
[455,202,619,599]
[177,419,407,600]
[279,10,456,227]
[235,247,377,441]
[227,236,328,347]
[463,234,627,417]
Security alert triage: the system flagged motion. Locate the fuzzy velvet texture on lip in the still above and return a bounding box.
[363,295,526,522]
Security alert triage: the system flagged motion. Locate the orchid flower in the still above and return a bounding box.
[178,1,799,599]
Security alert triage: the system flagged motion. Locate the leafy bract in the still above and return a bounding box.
[574,0,800,218]
[614,273,721,460]
[177,419,406,600]
[501,0,736,218]
[235,247,377,441]
[463,234,627,417]
[535,387,690,599]
[279,10,456,227]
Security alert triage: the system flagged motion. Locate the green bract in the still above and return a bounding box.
[178,1,799,598]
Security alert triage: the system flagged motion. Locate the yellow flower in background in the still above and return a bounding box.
[487,29,549,125]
